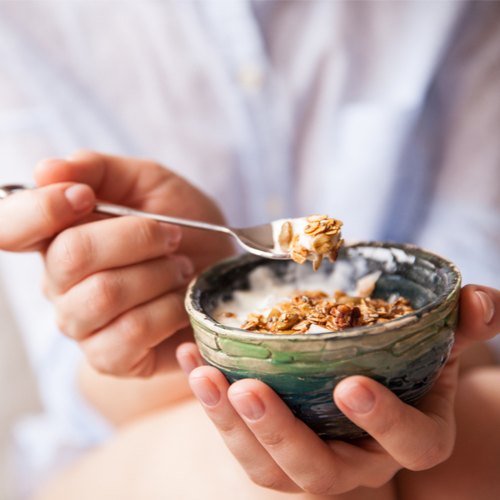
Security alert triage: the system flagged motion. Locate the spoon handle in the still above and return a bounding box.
[0,184,233,236]
[94,202,233,235]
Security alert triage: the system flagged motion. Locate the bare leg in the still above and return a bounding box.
[35,396,395,500]
[35,347,499,500]
[396,366,500,500]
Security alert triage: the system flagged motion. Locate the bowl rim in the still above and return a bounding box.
[185,241,462,342]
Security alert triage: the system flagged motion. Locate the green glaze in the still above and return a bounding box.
[186,242,461,440]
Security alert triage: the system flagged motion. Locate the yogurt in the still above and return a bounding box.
[213,263,361,330]
[271,215,343,270]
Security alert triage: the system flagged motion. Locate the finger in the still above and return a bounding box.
[54,255,194,340]
[188,367,300,493]
[228,380,399,494]
[35,153,236,274]
[334,365,458,472]
[44,215,182,293]
[34,152,225,228]
[80,291,189,377]
[452,284,500,359]
[175,342,206,376]
[34,152,173,207]
[0,183,94,252]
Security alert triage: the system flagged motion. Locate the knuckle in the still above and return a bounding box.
[69,149,102,164]
[118,308,150,347]
[142,160,169,178]
[81,316,152,377]
[87,352,118,376]
[86,273,122,317]
[86,345,150,378]
[133,217,163,251]
[248,470,289,491]
[258,427,289,449]
[258,417,299,450]
[126,353,156,378]
[215,419,239,436]
[408,438,453,471]
[54,301,84,340]
[34,190,58,228]
[55,310,72,337]
[71,148,93,157]
[301,472,337,495]
[84,341,126,376]
[50,228,92,282]
[374,412,400,439]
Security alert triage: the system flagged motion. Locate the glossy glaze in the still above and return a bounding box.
[186,242,461,440]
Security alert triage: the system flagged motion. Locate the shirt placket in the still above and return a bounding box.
[198,0,293,225]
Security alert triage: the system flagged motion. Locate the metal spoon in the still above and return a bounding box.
[0,184,292,260]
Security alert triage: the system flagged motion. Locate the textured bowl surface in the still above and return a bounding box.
[186,242,461,440]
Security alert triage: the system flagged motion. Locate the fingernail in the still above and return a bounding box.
[172,255,194,280]
[160,223,182,251]
[230,392,265,421]
[64,184,94,213]
[476,291,495,324]
[190,377,220,407]
[336,382,375,415]
[178,353,199,376]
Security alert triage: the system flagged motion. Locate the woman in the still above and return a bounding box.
[0,1,499,498]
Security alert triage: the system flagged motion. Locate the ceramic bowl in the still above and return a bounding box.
[185,242,461,440]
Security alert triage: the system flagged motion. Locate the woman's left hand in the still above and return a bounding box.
[176,284,500,495]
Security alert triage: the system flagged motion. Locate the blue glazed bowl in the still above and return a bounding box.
[185,242,461,440]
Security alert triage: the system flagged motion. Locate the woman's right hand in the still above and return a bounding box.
[0,150,234,378]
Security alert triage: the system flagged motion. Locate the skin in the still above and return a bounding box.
[33,354,500,500]
[0,150,234,380]
[0,151,499,498]
[176,285,500,497]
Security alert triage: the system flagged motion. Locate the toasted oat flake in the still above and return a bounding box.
[278,214,344,270]
[240,291,414,334]
[306,214,328,222]
[219,312,237,318]
[278,221,293,252]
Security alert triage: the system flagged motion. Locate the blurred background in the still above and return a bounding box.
[0,279,41,500]
[0,1,499,499]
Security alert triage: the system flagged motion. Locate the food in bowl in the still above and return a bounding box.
[273,214,343,270]
[214,268,415,334]
[186,242,461,440]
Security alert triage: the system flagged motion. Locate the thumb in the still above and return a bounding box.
[451,284,500,359]
[334,373,456,471]
[0,183,95,252]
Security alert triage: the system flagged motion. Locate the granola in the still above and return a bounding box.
[276,215,344,270]
[240,290,414,334]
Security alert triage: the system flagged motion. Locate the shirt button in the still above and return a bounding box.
[237,63,265,92]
